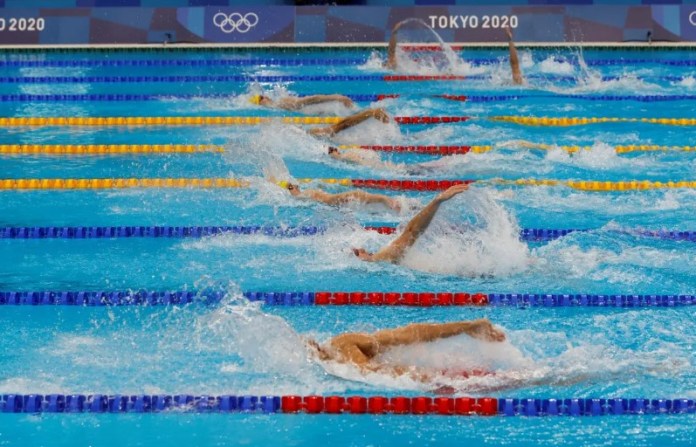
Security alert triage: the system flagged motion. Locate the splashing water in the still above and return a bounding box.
[399,188,531,277]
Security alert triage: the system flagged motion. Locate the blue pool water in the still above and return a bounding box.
[0,47,694,446]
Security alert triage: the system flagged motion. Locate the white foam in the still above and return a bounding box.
[538,56,575,75]
[399,189,531,277]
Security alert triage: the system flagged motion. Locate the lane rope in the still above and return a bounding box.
[1,116,693,127]
[0,116,344,126]
[3,144,693,157]
[0,178,249,189]
[1,93,695,103]
[1,225,694,243]
[2,178,696,191]
[0,74,464,84]
[338,144,696,155]
[0,73,691,83]
[490,116,696,126]
[0,290,692,308]
[0,144,223,155]
[2,57,696,68]
[1,394,692,416]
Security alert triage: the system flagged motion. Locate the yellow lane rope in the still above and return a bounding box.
[1,116,695,127]
[1,178,694,191]
[490,116,696,126]
[0,178,249,190]
[0,116,342,127]
[0,144,224,155]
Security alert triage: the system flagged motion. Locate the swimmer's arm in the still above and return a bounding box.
[309,108,389,137]
[505,27,524,85]
[373,319,498,347]
[329,333,377,368]
[385,32,398,69]
[385,21,405,70]
[372,183,468,262]
[321,190,399,210]
[295,95,354,108]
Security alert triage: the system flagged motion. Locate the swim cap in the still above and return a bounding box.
[249,95,263,105]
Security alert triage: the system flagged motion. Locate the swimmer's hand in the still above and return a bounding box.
[370,108,390,123]
[469,318,506,342]
[435,183,469,202]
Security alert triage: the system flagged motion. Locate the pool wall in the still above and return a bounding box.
[0,2,695,45]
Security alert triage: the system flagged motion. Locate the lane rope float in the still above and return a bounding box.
[1,115,693,127]
[0,178,249,190]
[0,74,691,83]
[1,93,696,104]
[0,144,223,155]
[0,74,464,84]
[0,116,344,127]
[1,394,692,416]
[3,58,694,68]
[2,178,696,191]
[338,144,696,155]
[1,225,694,243]
[490,116,696,126]
[0,290,692,308]
[3,144,693,157]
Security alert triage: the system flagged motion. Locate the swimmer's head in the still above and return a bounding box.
[352,247,374,261]
[286,182,301,196]
[327,146,339,157]
[249,94,272,106]
[305,338,332,362]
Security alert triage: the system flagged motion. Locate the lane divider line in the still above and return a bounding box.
[1,394,693,415]
[1,93,696,103]
[339,144,696,155]
[4,144,692,157]
[1,115,693,128]
[0,225,694,243]
[0,178,249,189]
[0,290,692,307]
[2,178,696,191]
[4,57,694,68]
[0,144,223,155]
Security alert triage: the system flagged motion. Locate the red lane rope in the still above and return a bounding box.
[350,179,475,190]
[352,145,472,155]
[314,291,489,306]
[394,116,470,124]
[281,395,498,415]
[383,75,465,81]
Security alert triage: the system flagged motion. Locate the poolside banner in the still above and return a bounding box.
[0,5,695,45]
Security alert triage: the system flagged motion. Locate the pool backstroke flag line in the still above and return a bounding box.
[0,5,695,45]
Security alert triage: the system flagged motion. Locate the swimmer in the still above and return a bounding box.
[250,93,355,111]
[505,26,524,85]
[327,146,440,175]
[352,183,468,263]
[284,182,401,212]
[306,318,505,379]
[385,20,407,70]
[309,108,390,138]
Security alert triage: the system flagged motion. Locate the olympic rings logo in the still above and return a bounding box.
[689,11,696,27]
[213,12,259,34]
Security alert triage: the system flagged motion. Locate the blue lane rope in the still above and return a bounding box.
[0,225,694,243]
[0,75,386,84]
[0,74,689,84]
[2,58,695,69]
[1,394,693,415]
[0,290,692,307]
[1,93,696,103]
[0,58,367,68]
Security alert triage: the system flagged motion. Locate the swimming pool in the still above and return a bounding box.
[0,45,694,446]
